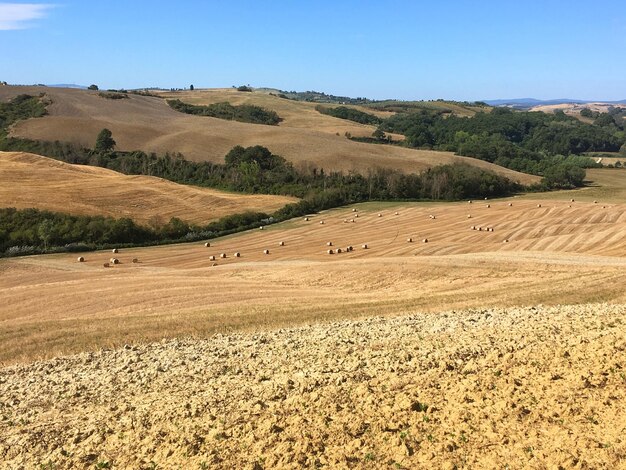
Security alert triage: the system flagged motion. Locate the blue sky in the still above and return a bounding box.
[1,1,625,100]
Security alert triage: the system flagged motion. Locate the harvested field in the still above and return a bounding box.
[0,151,295,225]
[1,303,625,468]
[0,86,537,183]
[2,195,626,364]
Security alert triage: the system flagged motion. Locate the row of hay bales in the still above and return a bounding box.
[76,248,138,267]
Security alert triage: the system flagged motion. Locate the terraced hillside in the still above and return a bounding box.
[0,151,296,225]
[0,86,538,183]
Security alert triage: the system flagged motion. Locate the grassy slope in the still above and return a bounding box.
[0,151,296,225]
[0,86,539,184]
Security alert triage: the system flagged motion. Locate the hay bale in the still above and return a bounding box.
[352,208,357,212]
[378,213,382,217]
[355,214,359,218]
[259,226,264,230]
[220,253,227,259]
[77,256,85,262]
[327,249,334,254]
[362,244,368,249]
[320,220,325,225]
[571,199,575,202]
[234,252,241,258]
[103,262,110,268]
[602,206,606,209]
[327,241,333,246]
[508,203,513,207]
[212,263,218,267]
[279,241,285,246]
[478,227,482,231]
[347,246,353,252]
[484,197,488,200]
[350,219,355,223]
[132,258,138,263]
[304,217,310,221]
[336,248,343,253]
[204,242,211,247]
[471,225,476,230]
[537,204,541,208]
[486,204,490,208]
[503,239,509,243]
[468,200,472,204]
[594,200,598,204]
[422,238,428,243]
[112,248,118,254]
[467,214,472,218]
[209,255,216,261]
[395,211,399,215]
[263,249,270,255]
[429,214,435,219]
[407,237,413,243]
[110,258,119,265]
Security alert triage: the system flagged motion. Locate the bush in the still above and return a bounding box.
[167,99,282,125]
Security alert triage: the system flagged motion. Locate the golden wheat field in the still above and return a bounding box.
[0,151,296,225]
[2,169,626,366]
[0,86,538,183]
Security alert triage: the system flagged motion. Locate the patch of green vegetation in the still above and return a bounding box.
[167,99,281,125]
[98,92,128,100]
[315,105,382,125]
[0,94,47,134]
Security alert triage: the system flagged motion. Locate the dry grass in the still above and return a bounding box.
[0,151,296,225]
[2,194,626,365]
[0,86,538,183]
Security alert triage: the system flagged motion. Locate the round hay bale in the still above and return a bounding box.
[378,213,382,217]
[263,249,270,255]
[327,241,333,246]
[352,208,357,212]
[132,258,138,263]
[503,239,509,243]
[468,200,472,204]
[304,217,309,221]
[220,253,227,259]
[467,214,472,218]
[508,203,513,207]
[209,255,216,261]
[204,242,211,247]
[320,220,325,225]
[355,214,359,218]
[602,205,606,209]
[103,262,110,268]
[571,198,575,202]
[259,226,264,230]
[568,205,571,208]
[112,248,118,254]
[77,256,85,262]
[350,219,355,223]
[212,262,218,267]
[594,200,598,204]
[394,211,399,215]
[422,238,428,243]
[471,225,476,230]
[407,237,413,243]
[478,227,482,231]
[537,204,541,208]
[429,214,435,219]
[484,197,488,200]
[362,244,368,249]
[110,258,119,265]
[347,246,353,252]
[327,249,334,254]
[486,204,490,208]
[279,241,285,246]
[234,252,241,258]
[336,248,343,253]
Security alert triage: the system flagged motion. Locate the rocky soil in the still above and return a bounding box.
[1,303,625,469]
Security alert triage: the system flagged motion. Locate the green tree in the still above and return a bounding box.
[94,128,116,153]
[88,84,99,90]
[190,84,194,91]
[37,219,54,251]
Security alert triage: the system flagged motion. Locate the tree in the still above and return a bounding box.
[94,128,116,153]
[37,219,54,251]
[190,84,194,91]
[372,128,386,141]
[88,84,99,90]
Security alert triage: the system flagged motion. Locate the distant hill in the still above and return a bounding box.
[485,98,626,109]
[46,84,88,89]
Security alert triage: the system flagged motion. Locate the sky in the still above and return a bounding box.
[1,0,625,101]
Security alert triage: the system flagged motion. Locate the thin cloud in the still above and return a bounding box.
[0,3,54,30]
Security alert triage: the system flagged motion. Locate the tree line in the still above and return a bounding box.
[167,99,282,125]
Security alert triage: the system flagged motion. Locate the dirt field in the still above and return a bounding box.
[0,151,296,225]
[0,86,538,183]
[1,303,625,468]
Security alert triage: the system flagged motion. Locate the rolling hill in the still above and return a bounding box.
[0,86,538,184]
[0,151,296,225]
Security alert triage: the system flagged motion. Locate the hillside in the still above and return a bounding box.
[0,86,538,184]
[0,151,296,225]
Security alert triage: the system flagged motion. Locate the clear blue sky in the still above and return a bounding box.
[1,0,625,101]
